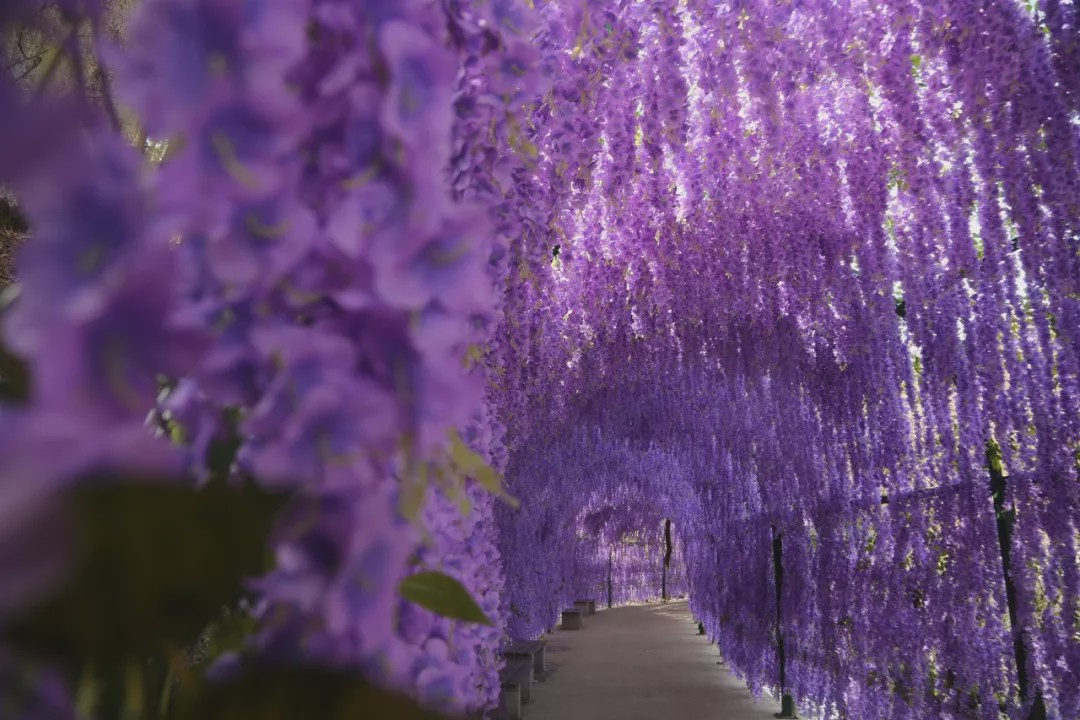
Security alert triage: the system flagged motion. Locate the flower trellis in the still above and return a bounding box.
[0,0,1077,718]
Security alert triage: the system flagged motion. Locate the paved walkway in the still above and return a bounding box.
[524,601,781,720]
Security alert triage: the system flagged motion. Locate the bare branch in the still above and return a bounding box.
[12,55,42,83]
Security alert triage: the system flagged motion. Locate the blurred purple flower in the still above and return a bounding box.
[324,178,411,262]
[325,484,415,654]
[255,484,414,658]
[372,207,494,315]
[0,81,84,188]
[342,85,383,169]
[206,195,318,288]
[243,325,356,432]
[33,250,207,423]
[109,0,310,136]
[159,379,220,480]
[378,21,457,173]
[243,377,399,488]
[170,99,303,204]
[5,134,155,356]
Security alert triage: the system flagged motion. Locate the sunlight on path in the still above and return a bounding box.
[525,600,781,720]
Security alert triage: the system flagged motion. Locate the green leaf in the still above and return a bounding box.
[179,664,454,720]
[4,479,288,668]
[198,606,257,666]
[399,571,492,626]
[447,431,519,509]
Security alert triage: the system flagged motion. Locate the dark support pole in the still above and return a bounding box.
[772,526,797,719]
[607,548,613,609]
[987,442,1047,720]
[662,518,673,601]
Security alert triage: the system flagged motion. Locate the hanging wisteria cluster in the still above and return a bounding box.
[0,0,544,715]
[492,0,1080,719]
[1,0,1078,718]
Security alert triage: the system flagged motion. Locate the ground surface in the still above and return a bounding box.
[524,600,781,720]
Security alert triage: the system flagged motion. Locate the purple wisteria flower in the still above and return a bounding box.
[4,134,157,356]
[31,250,207,424]
[371,207,494,315]
[110,0,310,137]
[379,20,457,188]
[253,482,415,658]
[242,377,399,489]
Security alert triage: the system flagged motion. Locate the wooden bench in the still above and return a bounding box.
[574,598,597,615]
[499,658,533,719]
[505,639,547,676]
[561,608,584,630]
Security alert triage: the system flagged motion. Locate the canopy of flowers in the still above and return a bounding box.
[0,0,1077,718]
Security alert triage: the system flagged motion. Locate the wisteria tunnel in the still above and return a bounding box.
[0,0,1078,719]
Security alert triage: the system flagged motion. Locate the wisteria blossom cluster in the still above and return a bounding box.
[1,0,1078,717]
[0,0,541,715]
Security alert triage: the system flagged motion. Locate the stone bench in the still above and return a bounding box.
[561,608,584,630]
[574,598,597,615]
[505,639,547,676]
[499,658,533,719]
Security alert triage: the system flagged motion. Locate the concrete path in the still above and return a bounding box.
[524,600,781,720]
